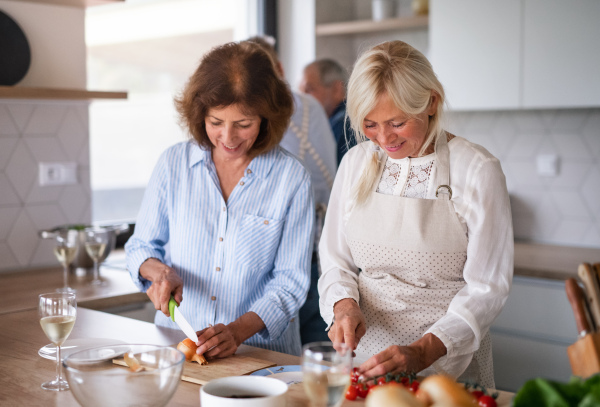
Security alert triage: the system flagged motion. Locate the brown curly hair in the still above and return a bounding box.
[174,41,293,157]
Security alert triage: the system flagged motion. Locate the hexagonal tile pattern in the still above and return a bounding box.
[24,137,68,162]
[6,104,34,133]
[0,206,20,240]
[0,174,21,206]
[0,106,19,136]
[512,110,547,132]
[4,140,37,202]
[0,242,19,271]
[552,220,594,246]
[0,138,18,171]
[581,165,600,220]
[549,188,591,220]
[26,204,68,231]
[552,109,590,132]
[57,108,88,161]
[23,105,67,136]
[549,160,593,189]
[582,111,600,156]
[550,132,593,160]
[30,238,59,268]
[7,210,38,266]
[506,130,544,159]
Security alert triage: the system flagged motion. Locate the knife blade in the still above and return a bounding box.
[566,278,592,337]
[168,297,199,342]
[578,263,600,331]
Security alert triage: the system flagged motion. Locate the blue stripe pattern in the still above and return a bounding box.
[125,141,315,356]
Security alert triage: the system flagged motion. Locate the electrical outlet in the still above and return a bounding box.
[536,154,559,177]
[39,162,78,186]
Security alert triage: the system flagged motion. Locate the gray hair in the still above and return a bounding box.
[307,59,348,87]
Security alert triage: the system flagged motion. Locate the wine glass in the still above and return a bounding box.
[53,228,78,293]
[39,292,77,391]
[302,342,352,407]
[84,227,110,286]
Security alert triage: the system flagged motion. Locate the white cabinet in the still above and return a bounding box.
[430,1,521,110]
[522,0,600,108]
[430,0,600,110]
[490,276,577,392]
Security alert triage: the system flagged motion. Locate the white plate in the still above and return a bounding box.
[251,365,303,385]
[38,338,128,361]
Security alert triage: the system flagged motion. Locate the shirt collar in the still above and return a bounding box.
[187,141,278,178]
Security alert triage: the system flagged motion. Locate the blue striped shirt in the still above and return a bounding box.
[125,141,315,355]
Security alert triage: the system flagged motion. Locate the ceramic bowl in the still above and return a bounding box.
[63,344,184,407]
[200,376,288,407]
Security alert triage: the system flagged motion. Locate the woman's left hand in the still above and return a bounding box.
[195,311,266,359]
[195,324,239,359]
[358,333,447,379]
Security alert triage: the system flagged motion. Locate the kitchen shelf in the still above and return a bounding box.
[17,0,123,8]
[0,86,128,100]
[316,15,428,36]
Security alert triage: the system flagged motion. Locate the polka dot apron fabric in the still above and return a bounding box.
[345,135,494,387]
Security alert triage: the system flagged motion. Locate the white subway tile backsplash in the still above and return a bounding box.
[5,141,37,201]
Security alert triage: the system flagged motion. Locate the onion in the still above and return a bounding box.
[177,338,208,365]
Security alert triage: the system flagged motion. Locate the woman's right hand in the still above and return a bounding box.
[329,298,366,352]
[139,258,183,317]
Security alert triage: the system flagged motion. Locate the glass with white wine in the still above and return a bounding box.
[53,228,79,293]
[84,227,110,286]
[39,292,77,391]
[302,342,352,407]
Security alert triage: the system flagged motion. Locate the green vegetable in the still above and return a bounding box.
[513,375,600,407]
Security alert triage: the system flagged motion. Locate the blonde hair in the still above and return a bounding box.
[346,41,446,204]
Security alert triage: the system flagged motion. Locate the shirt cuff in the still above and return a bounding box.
[319,284,360,330]
[425,326,475,379]
[125,248,165,292]
[249,295,290,342]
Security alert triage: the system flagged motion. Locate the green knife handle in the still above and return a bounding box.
[168,296,177,322]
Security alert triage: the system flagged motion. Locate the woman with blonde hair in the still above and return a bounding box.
[318,41,513,387]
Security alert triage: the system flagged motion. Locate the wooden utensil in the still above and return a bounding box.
[565,278,592,337]
[578,263,600,330]
[114,351,277,385]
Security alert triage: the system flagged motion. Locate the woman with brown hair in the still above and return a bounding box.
[126,41,315,357]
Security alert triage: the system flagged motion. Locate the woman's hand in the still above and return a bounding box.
[139,258,183,316]
[196,312,266,359]
[358,333,447,379]
[328,298,366,352]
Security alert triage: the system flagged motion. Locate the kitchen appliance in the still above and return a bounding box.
[39,223,129,276]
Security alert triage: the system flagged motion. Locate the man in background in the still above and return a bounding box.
[247,37,336,345]
[299,59,356,166]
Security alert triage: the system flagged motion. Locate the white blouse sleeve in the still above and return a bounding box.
[426,143,514,374]
[318,144,372,327]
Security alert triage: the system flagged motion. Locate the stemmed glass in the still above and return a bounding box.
[84,227,110,286]
[39,292,77,391]
[53,228,78,293]
[302,342,352,407]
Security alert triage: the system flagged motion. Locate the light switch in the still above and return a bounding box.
[536,154,559,177]
[39,162,78,186]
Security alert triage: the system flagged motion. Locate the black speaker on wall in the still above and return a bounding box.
[0,10,31,86]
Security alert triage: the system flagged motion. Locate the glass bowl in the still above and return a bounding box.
[63,344,184,407]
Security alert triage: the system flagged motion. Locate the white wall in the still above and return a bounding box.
[0,1,86,88]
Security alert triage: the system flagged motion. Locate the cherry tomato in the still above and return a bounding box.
[478,395,497,407]
[471,390,485,400]
[345,385,358,401]
[356,384,369,399]
[367,383,378,395]
[376,377,387,386]
[400,377,410,387]
[409,380,420,392]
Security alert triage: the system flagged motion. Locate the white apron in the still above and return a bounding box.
[345,135,494,388]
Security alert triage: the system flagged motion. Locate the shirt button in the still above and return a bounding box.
[216,267,221,271]
[219,237,223,242]
[290,318,295,322]
[240,181,245,186]
[264,220,269,225]
[222,207,226,211]
[211,296,216,301]
[247,169,252,174]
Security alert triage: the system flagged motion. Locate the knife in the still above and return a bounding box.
[168,297,199,343]
[566,278,593,338]
[578,263,600,331]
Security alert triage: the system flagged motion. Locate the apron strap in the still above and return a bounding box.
[434,132,452,200]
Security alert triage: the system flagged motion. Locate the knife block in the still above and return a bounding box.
[568,332,600,378]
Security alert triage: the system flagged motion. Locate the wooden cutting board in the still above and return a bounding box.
[113,350,277,385]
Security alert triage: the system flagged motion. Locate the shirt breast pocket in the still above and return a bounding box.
[236,214,285,272]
